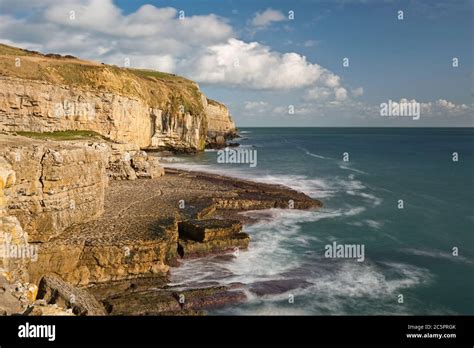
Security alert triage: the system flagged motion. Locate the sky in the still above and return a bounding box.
[0,0,472,127]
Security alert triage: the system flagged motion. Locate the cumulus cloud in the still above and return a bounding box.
[435,99,471,113]
[304,70,353,102]
[304,87,333,101]
[0,0,351,92]
[374,98,472,118]
[0,0,234,72]
[335,87,348,101]
[250,8,286,27]
[303,40,319,48]
[244,101,270,113]
[422,99,472,116]
[183,39,335,89]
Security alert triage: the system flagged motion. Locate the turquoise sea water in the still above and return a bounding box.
[166,128,474,315]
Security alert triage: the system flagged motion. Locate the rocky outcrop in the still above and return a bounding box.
[0,157,30,283]
[102,285,246,315]
[0,77,210,151]
[0,44,237,152]
[0,135,108,243]
[0,158,34,315]
[0,156,72,316]
[0,137,321,314]
[0,135,164,243]
[0,77,153,147]
[29,168,319,286]
[106,143,164,180]
[204,98,237,148]
[178,219,249,258]
[0,134,167,287]
[36,274,106,315]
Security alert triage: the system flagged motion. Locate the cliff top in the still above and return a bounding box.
[0,43,204,115]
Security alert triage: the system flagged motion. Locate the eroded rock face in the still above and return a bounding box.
[0,77,155,148]
[0,136,108,243]
[150,107,208,152]
[0,157,62,316]
[0,135,169,287]
[36,274,106,315]
[0,157,30,283]
[204,98,237,148]
[106,287,247,315]
[0,76,235,152]
[0,135,165,243]
[107,145,164,180]
[205,99,236,135]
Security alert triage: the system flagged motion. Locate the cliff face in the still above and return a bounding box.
[0,136,108,243]
[0,44,235,151]
[205,98,237,147]
[0,135,164,244]
[0,135,167,286]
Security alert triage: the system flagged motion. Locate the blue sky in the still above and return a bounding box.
[0,0,472,126]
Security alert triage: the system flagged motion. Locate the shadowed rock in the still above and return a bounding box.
[36,274,106,315]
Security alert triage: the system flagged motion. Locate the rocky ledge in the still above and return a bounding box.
[0,133,321,316]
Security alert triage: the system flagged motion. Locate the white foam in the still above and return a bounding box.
[164,162,334,199]
[157,156,187,163]
[348,219,383,230]
[365,219,383,229]
[171,206,367,287]
[339,164,368,175]
[402,248,473,265]
[209,260,434,315]
[298,146,328,159]
[346,190,383,206]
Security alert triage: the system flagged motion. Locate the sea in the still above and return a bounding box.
[162,127,474,315]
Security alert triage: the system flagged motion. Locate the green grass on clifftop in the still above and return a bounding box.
[16,130,107,141]
[0,43,205,116]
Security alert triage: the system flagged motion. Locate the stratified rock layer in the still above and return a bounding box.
[0,135,108,242]
[0,43,237,151]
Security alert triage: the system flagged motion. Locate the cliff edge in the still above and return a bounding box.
[0,43,236,152]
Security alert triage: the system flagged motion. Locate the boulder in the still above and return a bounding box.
[36,274,107,315]
[178,219,243,242]
[178,233,250,258]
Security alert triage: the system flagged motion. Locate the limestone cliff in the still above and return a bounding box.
[0,135,164,244]
[205,98,237,147]
[0,43,236,151]
[0,136,108,243]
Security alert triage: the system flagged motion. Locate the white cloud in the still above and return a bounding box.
[335,87,348,101]
[435,99,470,112]
[0,0,351,92]
[303,40,319,48]
[244,101,270,113]
[184,39,338,89]
[251,8,286,27]
[304,71,351,102]
[0,0,233,67]
[304,87,332,101]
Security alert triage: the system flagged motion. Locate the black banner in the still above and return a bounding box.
[0,315,472,346]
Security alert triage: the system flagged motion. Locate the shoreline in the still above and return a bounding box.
[34,166,322,315]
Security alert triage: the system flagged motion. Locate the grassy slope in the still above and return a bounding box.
[0,43,204,115]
